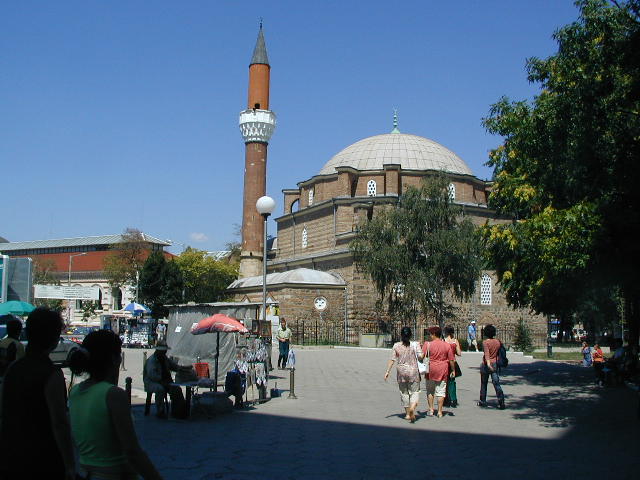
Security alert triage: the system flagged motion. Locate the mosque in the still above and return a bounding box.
[227,27,547,346]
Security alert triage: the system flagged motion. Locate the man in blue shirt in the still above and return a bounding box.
[467,320,478,352]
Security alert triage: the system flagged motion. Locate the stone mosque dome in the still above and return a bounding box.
[318,132,474,176]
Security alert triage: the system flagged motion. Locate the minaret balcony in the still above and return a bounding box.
[239,109,276,143]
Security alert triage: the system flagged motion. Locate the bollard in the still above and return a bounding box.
[288,368,297,399]
[125,377,132,406]
[142,351,148,371]
[121,350,127,371]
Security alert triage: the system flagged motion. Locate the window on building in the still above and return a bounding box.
[308,188,314,206]
[301,227,308,249]
[480,273,492,305]
[367,180,377,197]
[448,183,456,201]
[112,287,123,310]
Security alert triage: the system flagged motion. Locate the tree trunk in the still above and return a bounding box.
[624,288,639,348]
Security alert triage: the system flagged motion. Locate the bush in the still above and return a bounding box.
[460,338,482,352]
[513,318,534,352]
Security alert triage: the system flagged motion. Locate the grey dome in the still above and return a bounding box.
[318,133,473,176]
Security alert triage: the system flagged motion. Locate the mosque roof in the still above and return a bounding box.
[228,268,345,290]
[318,132,474,176]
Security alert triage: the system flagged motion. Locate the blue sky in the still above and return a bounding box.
[2,1,580,253]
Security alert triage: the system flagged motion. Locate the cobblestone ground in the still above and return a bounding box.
[120,347,638,480]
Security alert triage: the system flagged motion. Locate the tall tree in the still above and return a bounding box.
[175,248,238,303]
[350,175,483,328]
[103,228,147,294]
[482,0,640,345]
[138,251,184,318]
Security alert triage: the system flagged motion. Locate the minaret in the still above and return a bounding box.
[238,25,276,278]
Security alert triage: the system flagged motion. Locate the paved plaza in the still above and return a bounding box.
[108,346,638,479]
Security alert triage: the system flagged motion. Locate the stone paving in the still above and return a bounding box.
[116,346,638,479]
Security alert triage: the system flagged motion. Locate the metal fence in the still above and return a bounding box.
[289,319,537,348]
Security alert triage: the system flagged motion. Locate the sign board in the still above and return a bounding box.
[0,255,8,304]
[7,257,33,303]
[34,284,100,300]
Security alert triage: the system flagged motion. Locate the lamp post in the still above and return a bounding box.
[256,195,275,400]
[67,252,87,323]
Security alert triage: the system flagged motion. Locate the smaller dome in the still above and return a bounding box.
[318,133,473,176]
[228,268,345,289]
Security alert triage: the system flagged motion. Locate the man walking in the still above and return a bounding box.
[477,324,506,409]
[276,318,292,369]
[467,320,478,352]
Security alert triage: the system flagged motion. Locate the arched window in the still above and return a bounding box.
[308,188,314,206]
[301,227,308,248]
[367,180,377,197]
[480,274,492,305]
[112,287,123,310]
[448,183,456,201]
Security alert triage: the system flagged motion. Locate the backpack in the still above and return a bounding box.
[496,343,508,369]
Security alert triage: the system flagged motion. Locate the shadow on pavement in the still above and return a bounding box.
[134,366,638,480]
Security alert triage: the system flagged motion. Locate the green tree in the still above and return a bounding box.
[513,317,534,352]
[103,228,147,292]
[33,258,64,312]
[482,0,640,345]
[174,248,238,303]
[350,175,483,328]
[139,251,185,318]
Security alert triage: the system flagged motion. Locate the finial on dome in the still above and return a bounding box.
[391,109,400,133]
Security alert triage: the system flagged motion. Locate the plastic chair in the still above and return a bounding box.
[193,362,210,379]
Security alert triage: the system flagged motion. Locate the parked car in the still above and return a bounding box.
[18,330,79,366]
[1,320,80,367]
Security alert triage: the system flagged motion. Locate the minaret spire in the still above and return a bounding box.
[251,21,270,66]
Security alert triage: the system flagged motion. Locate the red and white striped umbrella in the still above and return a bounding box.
[190,313,248,335]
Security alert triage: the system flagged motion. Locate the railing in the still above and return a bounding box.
[289,320,541,347]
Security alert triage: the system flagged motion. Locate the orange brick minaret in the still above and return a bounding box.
[238,26,276,278]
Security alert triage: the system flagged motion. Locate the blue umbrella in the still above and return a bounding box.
[123,302,151,315]
[0,300,36,316]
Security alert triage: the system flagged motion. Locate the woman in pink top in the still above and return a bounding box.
[443,325,462,408]
[384,327,423,423]
[422,326,454,418]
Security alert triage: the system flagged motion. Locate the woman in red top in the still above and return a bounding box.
[422,326,455,418]
[592,343,605,386]
[478,324,505,409]
[443,325,461,408]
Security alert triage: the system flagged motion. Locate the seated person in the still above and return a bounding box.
[143,344,180,418]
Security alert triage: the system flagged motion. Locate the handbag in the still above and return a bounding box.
[454,361,462,377]
[413,342,427,375]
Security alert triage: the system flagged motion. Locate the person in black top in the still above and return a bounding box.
[0,307,76,479]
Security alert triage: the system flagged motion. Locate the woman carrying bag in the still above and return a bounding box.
[443,325,462,408]
[384,327,424,423]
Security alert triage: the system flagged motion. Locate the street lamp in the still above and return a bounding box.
[68,252,87,286]
[256,195,275,400]
[256,195,276,322]
[67,252,87,323]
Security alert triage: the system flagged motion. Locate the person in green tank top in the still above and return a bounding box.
[68,330,163,480]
